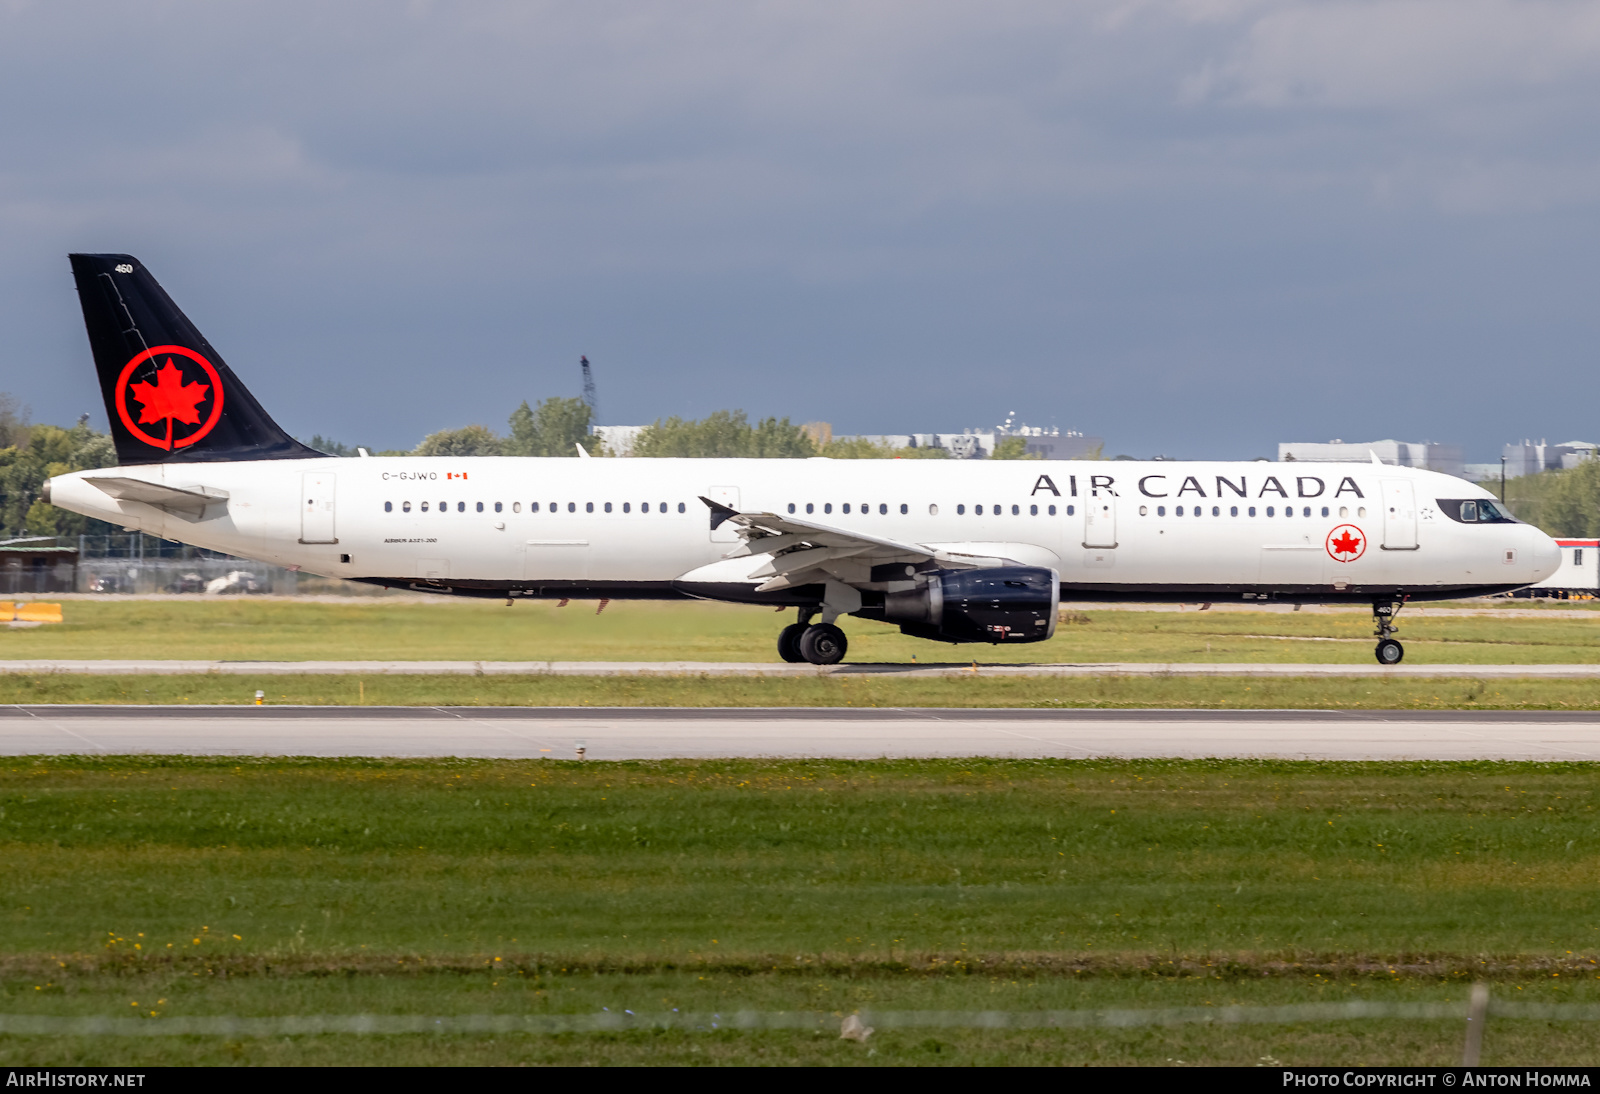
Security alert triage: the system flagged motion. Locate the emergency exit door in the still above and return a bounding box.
[1380,479,1418,550]
[300,472,338,544]
[1083,496,1117,548]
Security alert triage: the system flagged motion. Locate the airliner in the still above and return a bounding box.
[44,254,1561,666]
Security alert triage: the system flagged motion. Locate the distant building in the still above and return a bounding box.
[591,424,646,456]
[1501,439,1599,478]
[1277,439,1465,479]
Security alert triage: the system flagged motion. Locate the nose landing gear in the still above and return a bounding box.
[1372,599,1406,665]
[776,609,850,666]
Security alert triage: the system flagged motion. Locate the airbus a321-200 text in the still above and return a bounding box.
[44,255,1561,666]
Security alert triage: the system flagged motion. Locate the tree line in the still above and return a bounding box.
[1495,460,1600,537]
[405,401,1040,460]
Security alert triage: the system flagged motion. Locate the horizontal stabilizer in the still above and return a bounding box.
[86,476,229,522]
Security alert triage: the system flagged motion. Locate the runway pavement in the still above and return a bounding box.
[2,705,1598,760]
[3,659,1600,677]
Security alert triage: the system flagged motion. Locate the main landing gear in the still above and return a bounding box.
[1372,599,1406,665]
[777,610,849,666]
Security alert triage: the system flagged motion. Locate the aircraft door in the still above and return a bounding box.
[1083,495,1117,548]
[708,485,741,542]
[1380,480,1419,550]
[299,472,337,544]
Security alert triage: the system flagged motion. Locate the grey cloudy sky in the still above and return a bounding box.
[2,0,1599,459]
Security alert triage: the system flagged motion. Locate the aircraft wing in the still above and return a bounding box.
[699,496,1014,592]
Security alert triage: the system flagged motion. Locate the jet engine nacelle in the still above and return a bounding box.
[880,566,1060,644]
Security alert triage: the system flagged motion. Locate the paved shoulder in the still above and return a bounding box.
[2,705,1598,761]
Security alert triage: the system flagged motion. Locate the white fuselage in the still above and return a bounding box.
[47,456,1560,604]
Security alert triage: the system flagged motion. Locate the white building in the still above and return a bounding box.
[1501,440,1599,478]
[591,425,646,456]
[1277,439,1465,478]
[1525,539,1600,597]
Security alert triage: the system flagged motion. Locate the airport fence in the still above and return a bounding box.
[0,987,1583,1064]
[0,534,383,596]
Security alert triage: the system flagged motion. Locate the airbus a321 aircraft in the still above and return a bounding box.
[44,254,1561,666]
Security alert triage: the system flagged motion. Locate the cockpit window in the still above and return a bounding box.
[1438,498,1517,524]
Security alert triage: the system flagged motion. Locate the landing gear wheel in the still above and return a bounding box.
[777,623,808,663]
[799,623,848,666]
[1375,638,1404,665]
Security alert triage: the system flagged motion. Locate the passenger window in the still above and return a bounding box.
[975,505,984,516]
[787,503,795,514]
[1302,507,1311,517]
[1211,506,1220,516]
[421,501,429,512]
[901,504,909,515]
[1030,504,1038,516]
[1283,507,1291,517]
[1230,506,1238,517]
[586,502,595,513]
[604,502,612,513]
[1065,505,1073,515]
[568,502,576,513]
[529,502,538,512]
[1266,506,1274,516]
[843,503,851,514]
[1176,506,1184,517]
[1048,505,1057,516]
[513,502,521,513]
[1339,506,1348,518]
[880,503,888,515]
[1139,505,1148,516]
[1157,506,1166,516]
[495,502,503,513]
[440,500,447,511]
[860,502,868,513]
[992,503,999,514]
[622,502,630,513]
[475,501,483,512]
[1010,504,1019,516]
[402,501,411,513]
[1358,507,1367,518]
[806,503,814,514]
[929,504,939,515]
[1320,506,1328,517]
[384,501,393,513]
[1248,507,1256,516]
[956,504,965,515]
[677,502,685,513]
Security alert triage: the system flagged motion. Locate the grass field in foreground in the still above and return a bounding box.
[2,757,1598,1065]
[7,671,1600,709]
[3,598,1600,664]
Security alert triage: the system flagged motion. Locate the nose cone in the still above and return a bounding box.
[1527,527,1562,584]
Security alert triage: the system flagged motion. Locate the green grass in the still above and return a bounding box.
[3,757,1599,1064]
[9,671,1600,709]
[5,598,1600,664]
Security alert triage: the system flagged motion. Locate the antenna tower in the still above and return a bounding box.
[579,355,597,423]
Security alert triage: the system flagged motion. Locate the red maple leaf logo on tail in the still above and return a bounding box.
[129,359,210,449]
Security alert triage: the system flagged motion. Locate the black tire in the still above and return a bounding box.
[799,623,848,666]
[1375,638,1404,665]
[777,623,808,663]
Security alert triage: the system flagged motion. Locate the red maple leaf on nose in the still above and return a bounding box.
[1332,531,1362,555]
[129,359,210,447]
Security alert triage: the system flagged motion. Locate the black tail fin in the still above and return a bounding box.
[69,253,322,464]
